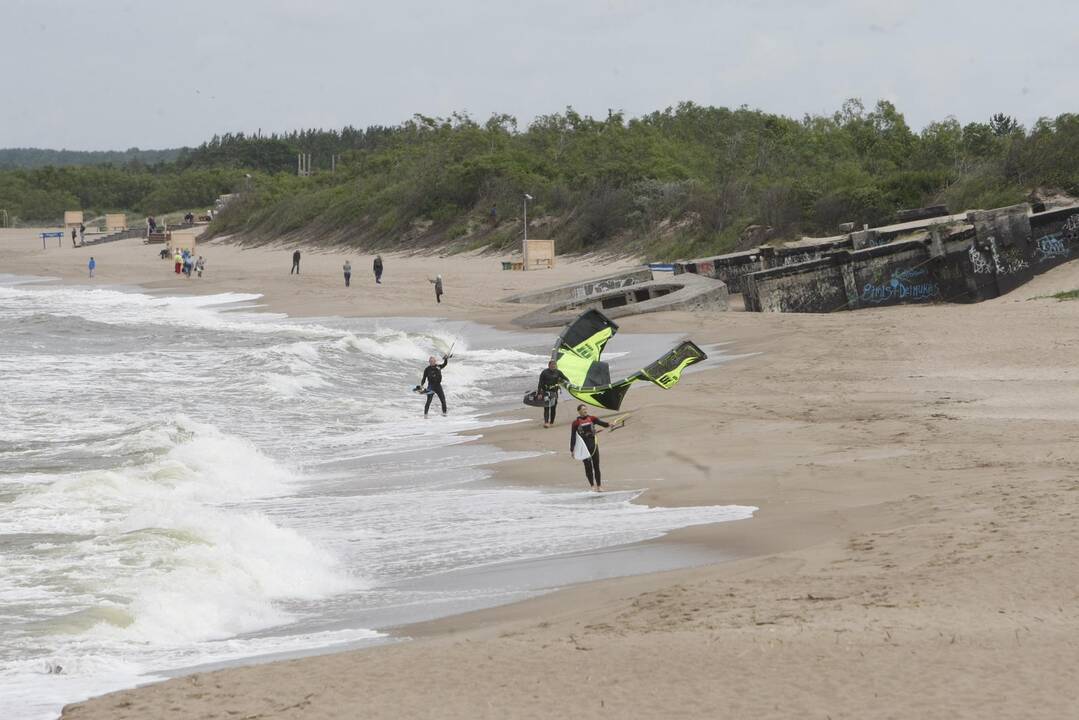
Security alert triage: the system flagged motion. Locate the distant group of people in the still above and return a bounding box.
[292,252,427,294]
[173,249,205,278]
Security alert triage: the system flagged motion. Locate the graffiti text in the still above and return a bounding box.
[861,267,940,304]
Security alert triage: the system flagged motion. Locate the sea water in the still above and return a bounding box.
[0,278,755,719]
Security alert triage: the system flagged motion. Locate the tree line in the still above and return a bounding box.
[4,101,1077,261]
[208,101,1079,258]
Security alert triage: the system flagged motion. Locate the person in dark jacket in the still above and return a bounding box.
[570,405,610,491]
[373,255,383,283]
[291,249,301,274]
[537,360,570,427]
[419,353,450,416]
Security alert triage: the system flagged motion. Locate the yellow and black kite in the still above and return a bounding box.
[551,310,706,411]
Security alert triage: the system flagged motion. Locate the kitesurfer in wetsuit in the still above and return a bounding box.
[420,353,450,416]
[570,404,610,491]
[537,360,569,428]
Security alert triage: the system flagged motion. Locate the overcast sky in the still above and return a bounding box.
[3,0,1077,150]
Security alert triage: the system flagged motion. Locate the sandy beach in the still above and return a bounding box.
[4,228,1079,719]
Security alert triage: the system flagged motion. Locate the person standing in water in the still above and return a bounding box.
[570,404,610,491]
[419,353,451,416]
[343,260,352,287]
[429,274,444,303]
[537,360,570,428]
[291,249,301,275]
[373,255,383,284]
[87,256,96,278]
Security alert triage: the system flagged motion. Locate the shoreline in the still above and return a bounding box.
[0,235,762,716]
[5,228,1079,719]
[0,262,763,674]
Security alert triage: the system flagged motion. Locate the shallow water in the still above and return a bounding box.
[0,278,754,719]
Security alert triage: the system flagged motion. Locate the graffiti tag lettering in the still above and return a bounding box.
[861,267,940,304]
[986,236,1029,276]
[1034,233,1069,262]
[1063,214,1079,236]
[782,252,820,266]
[968,244,994,274]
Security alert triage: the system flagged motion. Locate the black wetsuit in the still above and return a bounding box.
[537,367,569,424]
[570,415,610,487]
[373,258,383,283]
[291,250,301,274]
[421,357,448,415]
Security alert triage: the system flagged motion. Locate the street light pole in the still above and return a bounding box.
[523,194,530,242]
[522,193,533,265]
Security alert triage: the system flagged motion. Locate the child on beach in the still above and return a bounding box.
[174,251,182,274]
[87,257,96,278]
[196,256,205,278]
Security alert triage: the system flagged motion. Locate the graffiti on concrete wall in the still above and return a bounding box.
[1064,214,1079,238]
[573,276,642,299]
[968,244,994,274]
[781,251,821,266]
[985,236,1030,276]
[861,267,940,304]
[1034,234,1069,262]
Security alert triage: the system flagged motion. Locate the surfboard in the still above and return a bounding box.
[572,433,592,461]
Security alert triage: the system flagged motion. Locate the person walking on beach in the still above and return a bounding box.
[196,256,205,278]
[537,360,570,428]
[291,249,301,275]
[429,274,444,303]
[174,250,182,274]
[373,255,383,284]
[570,404,610,491]
[419,353,451,417]
[87,256,96,278]
[79,223,85,246]
[71,227,78,248]
[343,260,352,287]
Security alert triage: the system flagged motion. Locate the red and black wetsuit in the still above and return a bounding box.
[570,414,610,487]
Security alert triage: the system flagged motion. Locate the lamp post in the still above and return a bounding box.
[523,193,532,242]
